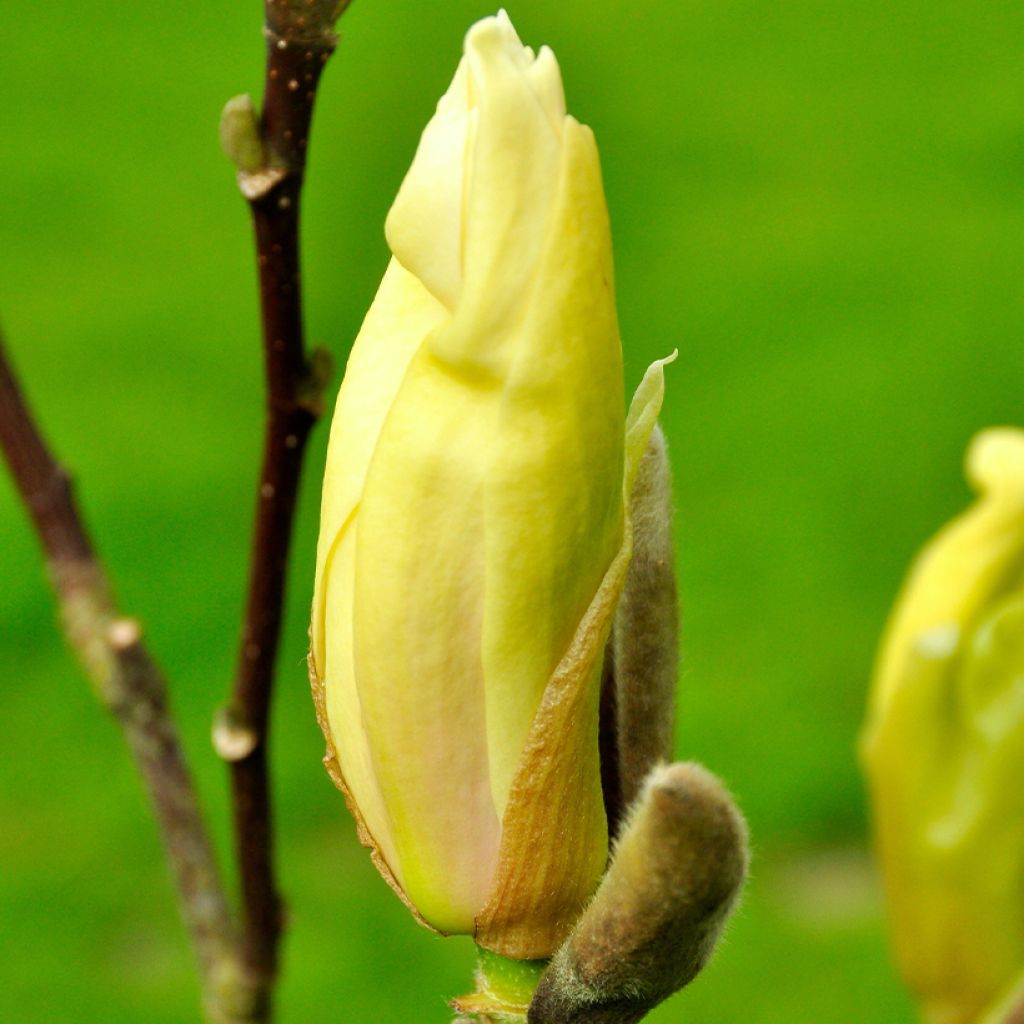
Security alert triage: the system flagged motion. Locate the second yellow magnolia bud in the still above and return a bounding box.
[862,428,1024,1024]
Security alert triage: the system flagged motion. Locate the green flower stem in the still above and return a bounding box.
[451,947,548,1023]
[478,948,548,1006]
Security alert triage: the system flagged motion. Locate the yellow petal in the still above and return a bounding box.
[312,258,447,878]
[351,338,503,933]
[481,118,625,817]
[432,16,566,381]
[385,59,470,311]
[862,427,1024,1022]
[475,356,672,958]
[312,258,447,677]
[868,428,1024,719]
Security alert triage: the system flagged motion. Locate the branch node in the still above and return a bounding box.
[220,94,291,201]
[108,616,142,652]
[238,167,290,202]
[297,345,333,417]
[213,705,260,763]
[263,23,338,50]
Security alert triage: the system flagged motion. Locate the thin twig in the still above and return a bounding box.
[0,335,248,1023]
[218,0,348,1009]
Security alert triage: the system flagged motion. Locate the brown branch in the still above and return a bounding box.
[4,4,352,1017]
[0,336,249,1023]
[217,0,349,1011]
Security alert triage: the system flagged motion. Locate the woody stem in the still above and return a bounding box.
[217,0,351,1014]
[0,334,250,1022]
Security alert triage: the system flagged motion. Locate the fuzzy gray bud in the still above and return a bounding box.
[529,762,748,1024]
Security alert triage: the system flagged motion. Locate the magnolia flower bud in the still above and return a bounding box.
[309,12,672,958]
[862,428,1024,1024]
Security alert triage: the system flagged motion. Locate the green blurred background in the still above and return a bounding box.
[2,0,1022,1020]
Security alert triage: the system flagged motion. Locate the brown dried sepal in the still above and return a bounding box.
[450,992,529,1023]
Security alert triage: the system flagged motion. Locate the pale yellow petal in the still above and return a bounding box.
[385,59,471,311]
[311,259,446,901]
[321,520,399,874]
[475,357,671,958]
[311,258,447,676]
[352,340,502,934]
[431,16,565,378]
[869,428,1024,718]
[481,118,624,816]
[487,10,566,130]
[524,46,567,134]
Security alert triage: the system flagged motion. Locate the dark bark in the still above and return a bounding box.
[220,4,343,1008]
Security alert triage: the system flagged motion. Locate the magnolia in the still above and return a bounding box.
[862,428,1024,1024]
[309,12,670,958]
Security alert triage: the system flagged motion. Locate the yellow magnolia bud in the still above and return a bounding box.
[309,11,672,958]
[862,428,1024,1024]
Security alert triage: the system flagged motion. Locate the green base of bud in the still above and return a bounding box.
[451,947,548,1022]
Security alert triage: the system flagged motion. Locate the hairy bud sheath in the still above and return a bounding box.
[310,11,671,958]
[862,428,1024,1024]
[608,425,679,819]
[529,763,748,1024]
